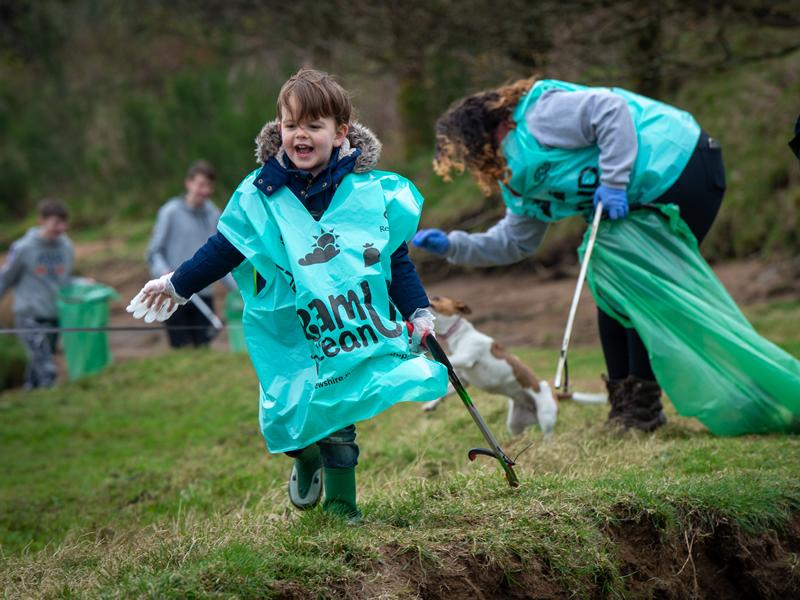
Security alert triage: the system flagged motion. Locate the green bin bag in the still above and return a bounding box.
[224,290,247,353]
[57,282,119,380]
[582,204,800,436]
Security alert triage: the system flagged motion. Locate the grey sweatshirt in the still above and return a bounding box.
[446,88,637,266]
[0,227,74,319]
[146,197,234,296]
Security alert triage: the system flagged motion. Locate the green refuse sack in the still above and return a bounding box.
[582,204,800,436]
[224,290,247,353]
[57,282,119,380]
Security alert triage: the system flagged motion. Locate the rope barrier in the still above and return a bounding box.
[0,324,241,335]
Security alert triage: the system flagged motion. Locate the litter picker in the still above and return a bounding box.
[554,201,603,392]
[422,333,520,488]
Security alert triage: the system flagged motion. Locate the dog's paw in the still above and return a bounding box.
[507,398,538,435]
[422,399,441,412]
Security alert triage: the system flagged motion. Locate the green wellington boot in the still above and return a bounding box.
[322,467,361,523]
[288,445,322,510]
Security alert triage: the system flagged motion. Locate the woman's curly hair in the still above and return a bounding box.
[433,76,536,195]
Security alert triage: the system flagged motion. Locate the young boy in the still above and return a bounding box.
[0,199,73,389]
[146,160,236,348]
[127,69,448,521]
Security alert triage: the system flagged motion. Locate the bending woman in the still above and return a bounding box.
[413,77,726,433]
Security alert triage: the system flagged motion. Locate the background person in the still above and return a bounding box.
[147,160,236,348]
[414,77,726,433]
[0,199,75,389]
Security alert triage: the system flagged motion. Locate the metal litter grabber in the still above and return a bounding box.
[189,294,225,331]
[422,333,520,488]
[554,201,603,393]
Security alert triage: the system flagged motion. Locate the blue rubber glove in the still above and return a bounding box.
[593,185,629,220]
[412,229,450,256]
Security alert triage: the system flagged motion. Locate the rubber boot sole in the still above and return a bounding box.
[288,464,322,510]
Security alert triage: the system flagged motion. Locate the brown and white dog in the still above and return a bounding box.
[425,296,606,436]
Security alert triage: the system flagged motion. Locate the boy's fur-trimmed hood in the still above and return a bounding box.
[254,120,382,173]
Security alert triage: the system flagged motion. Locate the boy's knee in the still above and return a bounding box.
[317,425,359,469]
[324,424,356,444]
[319,444,359,469]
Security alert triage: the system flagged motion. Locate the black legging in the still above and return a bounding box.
[598,131,727,381]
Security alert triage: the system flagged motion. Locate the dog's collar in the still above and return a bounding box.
[441,316,463,340]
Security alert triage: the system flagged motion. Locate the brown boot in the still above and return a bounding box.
[603,375,629,430]
[626,376,667,432]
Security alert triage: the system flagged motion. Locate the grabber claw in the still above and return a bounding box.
[419,332,521,488]
[468,447,516,465]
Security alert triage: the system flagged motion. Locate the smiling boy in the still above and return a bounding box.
[127,69,447,521]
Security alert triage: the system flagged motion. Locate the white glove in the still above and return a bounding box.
[126,273,188,323]
[409,307,436,353]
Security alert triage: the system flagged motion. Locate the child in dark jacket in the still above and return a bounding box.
[127,69,447,521]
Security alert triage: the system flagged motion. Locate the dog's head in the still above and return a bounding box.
[428,296,472,334]
[429,296,472,316]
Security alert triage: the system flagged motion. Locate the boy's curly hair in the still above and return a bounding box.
[433,76,536,195]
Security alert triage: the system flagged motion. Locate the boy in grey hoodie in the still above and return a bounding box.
[146,160,235,348]
[0,199,74,388]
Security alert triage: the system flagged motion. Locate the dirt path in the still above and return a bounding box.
[423,258,789,347]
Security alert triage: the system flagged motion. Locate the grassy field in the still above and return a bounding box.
[1,301,799,599]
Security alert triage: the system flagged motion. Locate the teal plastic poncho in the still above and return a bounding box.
[218,170,448,452]
[501,79,700,222]
[583,205,800,435]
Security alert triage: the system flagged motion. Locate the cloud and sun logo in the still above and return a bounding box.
[298,229,341,266]
[362,243,380,267]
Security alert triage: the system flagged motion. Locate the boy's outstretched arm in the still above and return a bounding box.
[128,232,244,322]
[170,232,245,299]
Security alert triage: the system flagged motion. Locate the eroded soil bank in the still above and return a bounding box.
[291,513,800,599]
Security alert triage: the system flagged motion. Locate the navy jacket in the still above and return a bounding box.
[171,148,429,318]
